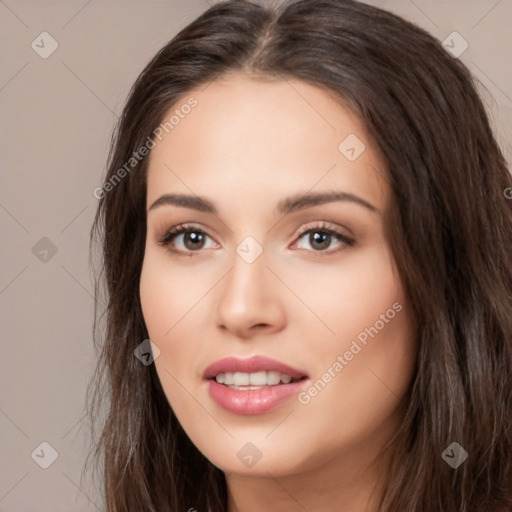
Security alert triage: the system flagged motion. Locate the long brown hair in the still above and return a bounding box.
[87,1,512,510]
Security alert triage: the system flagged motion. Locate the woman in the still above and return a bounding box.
[87,0,512,511]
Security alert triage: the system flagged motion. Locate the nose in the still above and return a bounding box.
[215,247,286,339]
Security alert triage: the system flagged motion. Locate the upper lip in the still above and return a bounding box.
[203,355,309,380]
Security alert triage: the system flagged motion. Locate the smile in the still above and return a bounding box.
[203,356,309,415]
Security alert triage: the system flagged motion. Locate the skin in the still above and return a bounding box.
[139,71,417,512]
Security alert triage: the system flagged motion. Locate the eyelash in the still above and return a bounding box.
[157,221,355,257]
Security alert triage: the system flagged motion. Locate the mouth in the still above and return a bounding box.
[203,355,309,414]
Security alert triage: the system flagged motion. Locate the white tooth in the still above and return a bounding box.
[216,371,295,386]
[267,371,281,385]
[280,374,292,384]
[228,385,267,390]
[233,372,250,385]
[249,371,268,386]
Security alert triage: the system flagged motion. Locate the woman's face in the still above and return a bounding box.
[140,72,416,479]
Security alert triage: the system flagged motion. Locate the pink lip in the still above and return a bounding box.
[203,356,309,415]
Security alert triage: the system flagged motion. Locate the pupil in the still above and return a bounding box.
[311,232,330,250]
[185,232,204,250]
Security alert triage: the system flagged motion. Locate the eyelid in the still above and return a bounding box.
[293,220,352,239]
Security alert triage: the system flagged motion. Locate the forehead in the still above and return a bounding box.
[146,72,388,213]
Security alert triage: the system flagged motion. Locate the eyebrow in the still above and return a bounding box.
[147,190,378,215]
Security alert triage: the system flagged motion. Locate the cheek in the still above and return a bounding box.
[139,258,170,337]
[139,252,206,416]
[317,301,415,447]
[281,242,404,348]
[139,249,204,338]
[139,252,193,378]
[294,245,416,419]
[139,249,217,374]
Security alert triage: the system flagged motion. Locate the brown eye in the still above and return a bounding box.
[308,231,332,251]
[181,230,206,250]
[293,222,355,254]
[158,224,216,255]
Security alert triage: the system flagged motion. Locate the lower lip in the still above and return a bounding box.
[206,379,308,415]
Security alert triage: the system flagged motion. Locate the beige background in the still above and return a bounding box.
[1,0,510,510]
